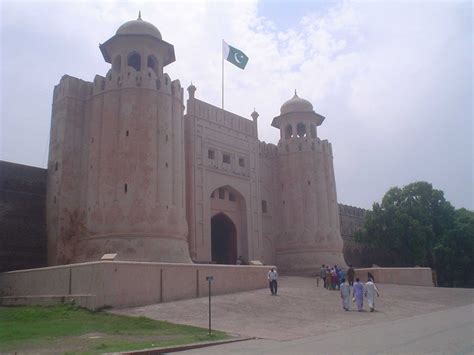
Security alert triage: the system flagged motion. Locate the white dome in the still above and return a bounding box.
[280,92,313,115]
[116,17,162,40]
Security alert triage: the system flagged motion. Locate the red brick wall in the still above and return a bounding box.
[0,161,47,272]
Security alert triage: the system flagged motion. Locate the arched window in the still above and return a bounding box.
[285,124,293,139]
[147,55,158,76]
[297,123,306,137]
[127,52,141,71]
[112,55,121,72]
[310,124,317,138]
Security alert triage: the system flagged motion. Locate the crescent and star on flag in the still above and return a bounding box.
[223,40,249,70]
[221,40,250,109]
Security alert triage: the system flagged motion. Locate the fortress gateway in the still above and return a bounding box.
[47,16,346,274]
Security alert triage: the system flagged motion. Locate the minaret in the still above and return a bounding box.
[272,92,346,274]
[47,15,191,264]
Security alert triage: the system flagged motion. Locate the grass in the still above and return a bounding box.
[0,304,228,354]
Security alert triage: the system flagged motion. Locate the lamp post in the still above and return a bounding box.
[206,276,214,335]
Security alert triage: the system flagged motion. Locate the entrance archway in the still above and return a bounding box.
[211,213,237,264]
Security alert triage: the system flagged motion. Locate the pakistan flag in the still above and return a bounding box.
[223,41,249,69]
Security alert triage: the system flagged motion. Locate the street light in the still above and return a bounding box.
[206,276,214,335]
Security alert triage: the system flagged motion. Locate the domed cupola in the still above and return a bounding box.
[99,12,176,74]
[271,91,325,140]
[280,91,314,115]
[116,12,163,40]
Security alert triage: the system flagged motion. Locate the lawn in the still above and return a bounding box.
[0,304,228,354]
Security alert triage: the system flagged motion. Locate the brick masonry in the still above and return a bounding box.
[0,161,47,272]
[0,160,376,271]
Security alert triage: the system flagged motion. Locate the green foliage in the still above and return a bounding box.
[433,208,474,287]
[0,304,228,353]
[356,181,473,287]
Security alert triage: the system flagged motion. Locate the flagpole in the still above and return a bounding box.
[222,39,224,110]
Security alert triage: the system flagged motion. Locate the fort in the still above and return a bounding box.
[0,16,434,309]
[0,161,368,272]
[44,15,346,273]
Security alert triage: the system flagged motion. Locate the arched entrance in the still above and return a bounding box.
[211,213,237,264]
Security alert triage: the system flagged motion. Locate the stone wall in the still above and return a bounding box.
[355,267,434,287]
[339,204,402,267]
[0,161,47,272]
[0,159,377,271]
[339,204,370,266]
[0,261,272,309]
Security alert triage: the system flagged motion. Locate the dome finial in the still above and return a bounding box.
[294,89,298,98]
[188,82,197,99]
[138,10,142,20]
[251,108,259,121]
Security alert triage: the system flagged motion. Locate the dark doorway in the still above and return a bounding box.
[211,213,237,264]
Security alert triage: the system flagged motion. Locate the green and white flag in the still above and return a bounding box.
[223,40,249,69]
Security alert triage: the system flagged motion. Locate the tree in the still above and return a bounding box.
[356,181,455,267]
[356,181,473,287]
[433,209,474,287]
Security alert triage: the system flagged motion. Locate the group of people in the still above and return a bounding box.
[319,264,348,290]
[320,264,380,312]
[346,277,380,312]
[267,265,380,312]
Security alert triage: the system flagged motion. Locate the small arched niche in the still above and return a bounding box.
[127,51,141,72]
[112,55,121,72]
[147,55,159,76]
[285,124,293,139]
[297,123,307,138]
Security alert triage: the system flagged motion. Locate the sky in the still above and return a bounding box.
[0,0,472,210]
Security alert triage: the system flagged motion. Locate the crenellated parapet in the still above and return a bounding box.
[53,75,93,103]
[258,141,278,158]
[187,98,257,138]
[338,203,368,218]
[338,203,368,244]
[91,69,183,102]
[276,136,332,156]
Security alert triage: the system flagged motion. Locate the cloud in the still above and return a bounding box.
[0,0,471,209]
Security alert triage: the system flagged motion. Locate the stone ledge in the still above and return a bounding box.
[116,337,256,355]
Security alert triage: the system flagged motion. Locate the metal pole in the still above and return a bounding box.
[222,39,224,110]
[208,279,211,335]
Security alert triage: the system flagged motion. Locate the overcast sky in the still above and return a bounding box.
[1,0,472,210]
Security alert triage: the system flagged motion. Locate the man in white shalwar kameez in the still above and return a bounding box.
[340,278,351,311]
[364,279,380,312]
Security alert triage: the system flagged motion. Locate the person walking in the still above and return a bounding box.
[320,264,327,288]
[337,267,344,289]
[347,265,355,286]
[268,268,278,295]
[353,278,364,311]
[331,267,338,290]
[340,278,351,311]
[365,278,380,312]
[326,267,332,290]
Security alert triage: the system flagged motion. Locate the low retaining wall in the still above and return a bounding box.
[0,261,271,309]
[355,267,434,287]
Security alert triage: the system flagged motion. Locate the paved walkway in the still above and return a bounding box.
[114,277,474,341]
[178,304,474,354]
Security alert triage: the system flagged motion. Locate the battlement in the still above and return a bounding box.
[258,142,278,157]
[338,203,368,218]
[186,98,257,138]
[53,75,93,103]
[91,68,183,102]
[276,137,333,156]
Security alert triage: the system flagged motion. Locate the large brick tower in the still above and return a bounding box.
[272,92,346,274]
[47,15,190,264]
